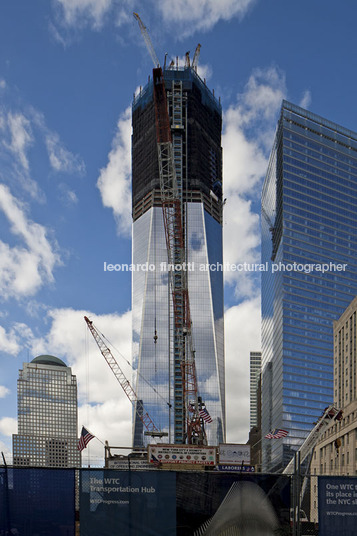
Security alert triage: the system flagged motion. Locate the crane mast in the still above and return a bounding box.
[84,316,159,435]
[153,67,205,445]
[133,12,206,445]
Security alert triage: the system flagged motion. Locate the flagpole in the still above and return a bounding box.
[251,437,264,449]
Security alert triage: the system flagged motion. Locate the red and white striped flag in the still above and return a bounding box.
[265,428,289,439]
[78,426,95,451]
[199,408,213,423]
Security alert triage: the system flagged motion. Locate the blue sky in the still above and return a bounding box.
[1,0,357,463]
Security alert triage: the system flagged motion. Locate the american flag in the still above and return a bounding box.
[264,428,289,439]
[199,408,213,423]
[78,426,95,451]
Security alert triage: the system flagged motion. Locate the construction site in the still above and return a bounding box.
[2,12,357,536]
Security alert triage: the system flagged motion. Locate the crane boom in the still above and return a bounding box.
[133,12,160,68]
[192,44,201,70]
[84,316,159,433]
[283,404,343,474]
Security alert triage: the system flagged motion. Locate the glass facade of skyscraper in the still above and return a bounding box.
[13,355,80,467]
[261,101,357,471]
[250,351,261,428]
[132,67,225,446]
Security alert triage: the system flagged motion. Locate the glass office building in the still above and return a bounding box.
[261,101,357,471]
[13,355,80,467]
[132,66,225,446]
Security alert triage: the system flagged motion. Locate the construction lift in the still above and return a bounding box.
[84,316,167,440]
[134,12,207,445]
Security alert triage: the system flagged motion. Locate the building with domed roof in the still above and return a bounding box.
[12,355,80,467]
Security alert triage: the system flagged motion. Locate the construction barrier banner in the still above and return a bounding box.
[0,467,75,535]
[176,472,290,535]
[318,475,357,535]
[1,467,291,535]
[80,469,176,536]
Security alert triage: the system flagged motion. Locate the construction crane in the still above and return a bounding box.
[84,316,166,439]
[134,13,207,445]
[133,13,160,68]
[282,405,343,531]
[192,44,201,71]
[283,404,343,475]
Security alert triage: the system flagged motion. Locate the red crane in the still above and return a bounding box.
[84,316,164,437]
[134,13,207,444]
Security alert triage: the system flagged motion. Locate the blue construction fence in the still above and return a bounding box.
[1,467,357,535]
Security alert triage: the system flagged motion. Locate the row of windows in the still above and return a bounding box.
[285,203,357,237]
[284,138,357,176]
[284,123,357,165]
[284,151,357,188]
[284,129,357,168]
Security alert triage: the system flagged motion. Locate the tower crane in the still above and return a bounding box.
[84,316,166,439]
[192,44,201,71]
[134,12,207,445]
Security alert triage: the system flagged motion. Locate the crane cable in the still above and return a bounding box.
[153,208,158,349]
[99,330,172,409]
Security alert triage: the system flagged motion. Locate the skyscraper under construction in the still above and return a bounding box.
[131,63,225,446]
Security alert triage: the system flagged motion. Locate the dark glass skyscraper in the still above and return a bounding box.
[261,101,357,471]
[131,66,225,446]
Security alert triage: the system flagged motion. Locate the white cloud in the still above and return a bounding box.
[58,183,78,205]
[30,307,134,458]
[158,0,255,36]
[0,111,44,202]
[224,297,261,443]
[30,109,85,175]
[79,400,132,463]
[55,0,114,29]
[0,385,10,398]
[0,417,17,436]
[300,89,312,109]
[45,131,85,175]
[0,184,61,299]
[197,62,213,83]
[0,102,84,206]
[221,67,286,439]
[0,79,6,89]
[97,107,132,237]
[6,113,33,171]
[0,325,20,355]
[0,440,12,461]
[222,66,286,296]
[53,0,254,36]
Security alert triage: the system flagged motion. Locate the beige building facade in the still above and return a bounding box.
[310,296,357,520]
[311,295,357,477]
